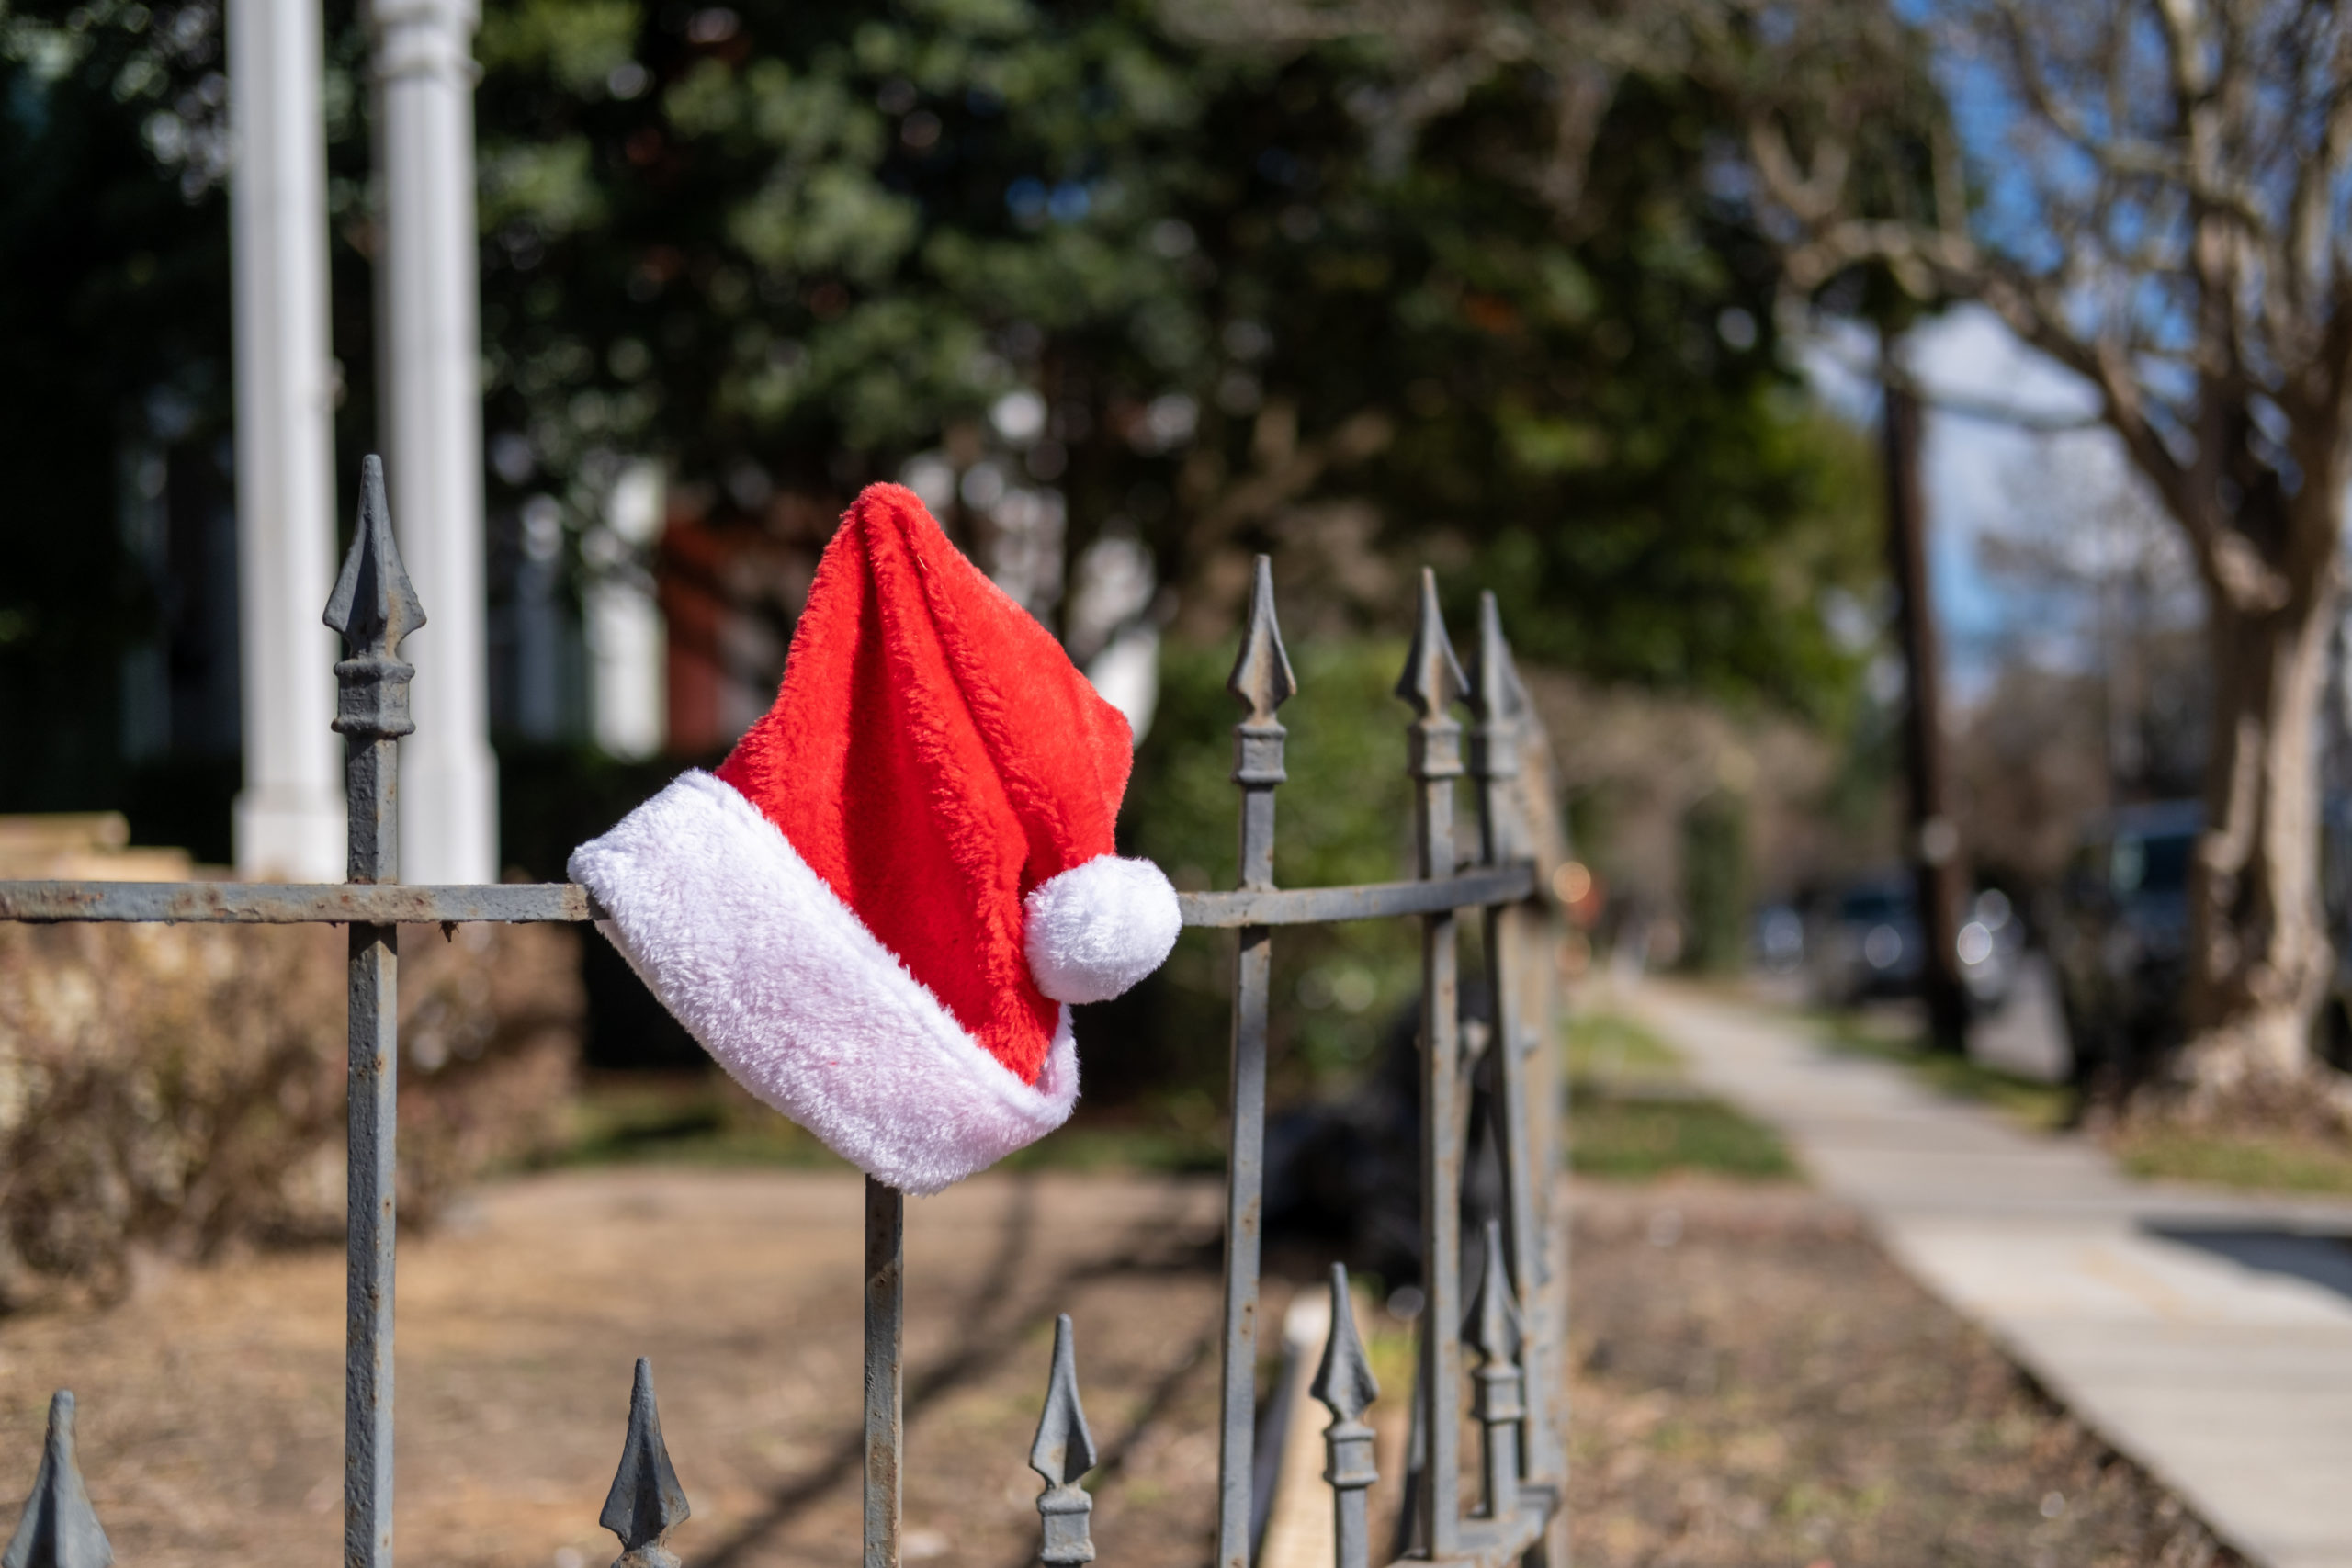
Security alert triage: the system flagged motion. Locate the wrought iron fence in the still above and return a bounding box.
[0,457,1566,1568]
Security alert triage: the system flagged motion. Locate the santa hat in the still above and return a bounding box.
[568,484,1182,1194]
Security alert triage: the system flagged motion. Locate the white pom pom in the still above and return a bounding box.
[1023,855,1182,1004]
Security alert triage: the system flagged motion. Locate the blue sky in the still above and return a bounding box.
[1801,305,2147,702]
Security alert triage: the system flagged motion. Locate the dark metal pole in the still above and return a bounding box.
[1468,592,1547,1495]
[1467,1220,1524,1520]
[1398,569,1465,1557]
[1029,1315,1098,1568]
[1310,1265,1378,1568]
[601,1359,691,1568]
[1,1391,113,1568]
[325,457,424,1568]
[864,1177,905,1568]
[1882,366,1970,1051]
[1216,558,1295,1568]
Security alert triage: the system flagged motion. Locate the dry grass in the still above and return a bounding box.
[1568,1183,2244,1568]
[2111,1123,2352,1194]
[0,1169,1236,1568]
[0,1168,2250,1568]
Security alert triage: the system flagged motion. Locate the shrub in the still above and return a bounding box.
[1084,637,1426,1108]
[0,920,582,1307]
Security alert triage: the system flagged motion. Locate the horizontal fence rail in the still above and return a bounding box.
[0,864,1543,926]
[0,867,1535,929]
[0,458,1566,1568]
[0,869,1543,931]
[0,881,602,924]
[1175,866,1534,928]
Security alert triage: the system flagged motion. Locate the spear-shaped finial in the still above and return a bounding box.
[2,1393,112,1568]
[1029,1314,1098,1483]
[1227,556,1297,725]
[1310,1264,1378,1423]
[1465,592,1524,863]
[323,456,426,656]
[1468,593,1523,736]
[1464,1219,1525,1522]
[1029,1314,1098,1567]
[1311,1267,1380,1568]
[601,1359,691,1568]
[1465,1218,1519,1362]
[1394,568,1465,721]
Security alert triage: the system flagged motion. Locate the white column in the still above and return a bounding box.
[586,460,668,760]
[228,0,347,880]
[371,0,497,882]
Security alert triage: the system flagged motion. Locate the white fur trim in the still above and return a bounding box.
[566,771,1078,1195]
[1023,855,1182,1004]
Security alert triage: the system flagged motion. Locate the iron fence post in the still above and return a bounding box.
[1,1393,111,1568]
[1216,557,1296,1568]
[1030,1314,1098,1567]
[602,1359,692,1568]
[1308,1266,1377,1568]
[324,456,423,1568]
[1468,592,1549,1509]
[1397,568,1466,1557]
[1466,1220,1524,1520]
[864,1176,906,1568]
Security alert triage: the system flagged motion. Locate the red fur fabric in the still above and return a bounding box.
[715,484,1135,1085]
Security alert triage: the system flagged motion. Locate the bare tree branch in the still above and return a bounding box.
[1729,0,2352,1068]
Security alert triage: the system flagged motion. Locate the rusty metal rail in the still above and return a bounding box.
[0,867,1532,930]
[1176,865,1533,928]
[0,881,601,924]
[0,459,1565,1568]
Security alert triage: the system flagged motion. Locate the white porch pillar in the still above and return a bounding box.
[371,0,497,882]
[228,0,347,880]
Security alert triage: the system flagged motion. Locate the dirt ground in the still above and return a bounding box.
[1565,1185,2240,1568]
[0,1168,2241,1568]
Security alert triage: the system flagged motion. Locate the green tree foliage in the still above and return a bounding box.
[1185,62,1882,716]
[471,0,1216,510]
[1679,790,1748,974]
[1098,637,1423,1101]
[0,0,233,810]
[0,0,1887,825]
[471,0,1881,716]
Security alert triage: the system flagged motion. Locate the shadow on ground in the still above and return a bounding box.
[2141,1221,2352,1303]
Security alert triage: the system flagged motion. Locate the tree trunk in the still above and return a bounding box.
[2177,558,2343,1109]
[1881,378,1970,1051]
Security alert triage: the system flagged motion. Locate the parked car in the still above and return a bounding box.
[1814,877,1922,1004]
[1752,902,1807,976]
[2314,794,2352,1072]
[2052,801,2199,1089]
[1811,876,2024,1010]
[1956,886,2027,1007]
[2058,795,2352,1080]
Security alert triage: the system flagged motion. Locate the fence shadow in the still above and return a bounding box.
[688,1174,1217,1568]
[2139,1220,2352,1302]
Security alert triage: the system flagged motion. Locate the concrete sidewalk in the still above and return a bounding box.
[1625,985,2352,1568]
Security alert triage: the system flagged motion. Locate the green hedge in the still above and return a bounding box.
[1083,636,1432,1108]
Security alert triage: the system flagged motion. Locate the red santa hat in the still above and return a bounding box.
[568,483,1182,1193]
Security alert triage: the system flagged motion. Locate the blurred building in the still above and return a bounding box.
[657,501,801,756]
[107,443,1163,871]
[119,429,243,771]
